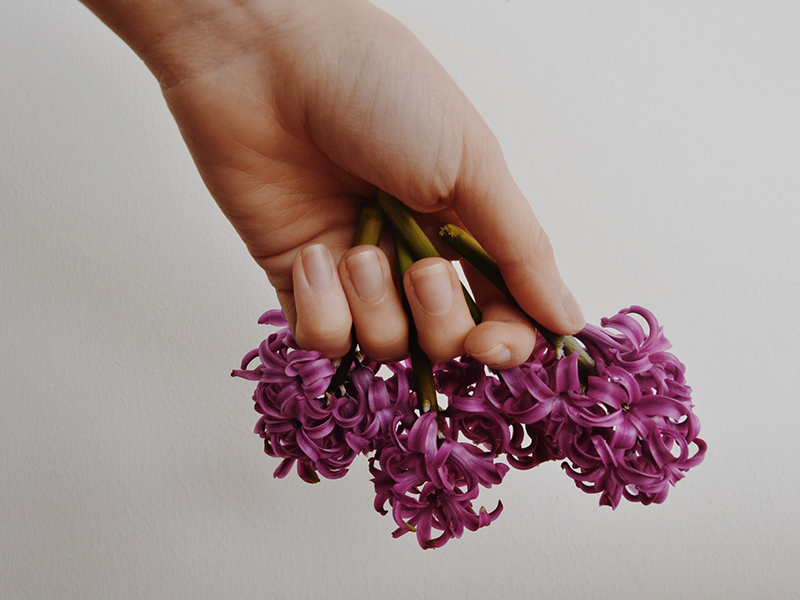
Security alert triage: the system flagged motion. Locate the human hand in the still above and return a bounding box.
[82,0,584,367]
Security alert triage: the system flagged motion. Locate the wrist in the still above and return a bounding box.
[79,0,293,88]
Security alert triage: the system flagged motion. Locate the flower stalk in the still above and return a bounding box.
[394,229,438,413]
[354,201,387,246]
[377,190,440,259]
[438,223,511,298]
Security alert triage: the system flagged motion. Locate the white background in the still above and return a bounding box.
[2,1,799,598]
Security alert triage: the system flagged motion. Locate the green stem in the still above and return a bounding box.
[378,191,440,260]
[438,224,512,298]
[327,202,386,393]
[377,191,481,324]
[354,201,386,246]
[439,223,596,379]
[394,226,415,275]
[394,230,438,414]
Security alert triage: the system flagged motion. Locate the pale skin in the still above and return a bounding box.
[78,0,585,368]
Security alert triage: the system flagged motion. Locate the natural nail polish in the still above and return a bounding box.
[301,244,333,291]
[409,262,453,315]
[346,248,385,302]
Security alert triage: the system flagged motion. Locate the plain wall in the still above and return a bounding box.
[2,1,799,598]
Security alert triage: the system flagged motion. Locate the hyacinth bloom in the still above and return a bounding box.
[234,304,705,545]
[478,306,705,508]
[370,412,508,549]
[568,306,706,507]
[232,310,412,483]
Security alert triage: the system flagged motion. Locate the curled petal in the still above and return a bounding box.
[258,309,289,327]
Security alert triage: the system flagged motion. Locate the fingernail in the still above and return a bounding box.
[301,244,333,291]
[561,283,585,331]
[472,343,512,366]
[345,248,385,302]
[408,262,453,316]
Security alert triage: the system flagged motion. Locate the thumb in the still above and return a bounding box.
[443,131,585,335]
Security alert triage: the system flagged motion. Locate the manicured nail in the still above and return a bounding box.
[408,262,453,316]
[472,343,512,366]
[561,283,585,331]
[346,248,385,302]
[301,244,333,291]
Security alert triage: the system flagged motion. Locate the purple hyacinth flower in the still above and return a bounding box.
[559,306,707,507]
[233,310,412,483]
[370,412,508,549]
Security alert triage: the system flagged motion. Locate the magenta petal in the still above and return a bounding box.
[449,443,507,487]
[258,310,289,327]
[407,413,439,457]
[230,368,262,381]
[273,458,295,479]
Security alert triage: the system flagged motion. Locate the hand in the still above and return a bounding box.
[82,0,585,367]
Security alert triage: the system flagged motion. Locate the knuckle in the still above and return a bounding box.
[358,323,408,363]
[419,335,462,366]
[295,323,351,358]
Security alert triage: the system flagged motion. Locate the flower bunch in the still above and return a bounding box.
[232,194,706,548]
[234,303,705,546]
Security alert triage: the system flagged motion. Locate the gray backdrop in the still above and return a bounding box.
[2,1,798,598]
